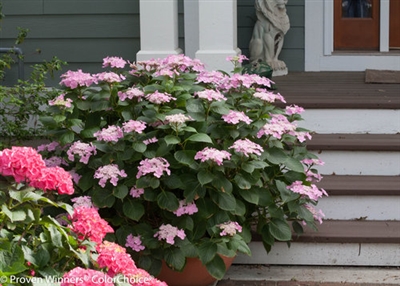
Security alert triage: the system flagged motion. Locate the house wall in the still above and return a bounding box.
[1,0,303,86]
[237,0,305,71]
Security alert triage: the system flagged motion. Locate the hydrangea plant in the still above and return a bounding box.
[0,146,167,286]
[39,54,326,280]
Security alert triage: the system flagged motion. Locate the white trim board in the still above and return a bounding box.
[305,0,400,71]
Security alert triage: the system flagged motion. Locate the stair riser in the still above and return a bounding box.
[317,196,400,220]
[311,151,400,176]
[235,242,400,266]
[299,109,400,134]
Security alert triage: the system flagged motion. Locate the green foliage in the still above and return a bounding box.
[39,54,326,280]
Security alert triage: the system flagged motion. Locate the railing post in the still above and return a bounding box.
[136,0,182,61]
[195,0,241,72]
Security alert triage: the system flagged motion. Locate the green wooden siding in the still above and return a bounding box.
[237,0,305,71]
[1,0,303,85]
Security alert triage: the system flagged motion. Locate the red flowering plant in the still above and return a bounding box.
[39,54,327,280]
[0,146,167,286]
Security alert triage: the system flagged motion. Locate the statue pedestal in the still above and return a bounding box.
[272,68,288,77]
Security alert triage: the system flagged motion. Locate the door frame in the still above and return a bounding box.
[305,0,400,71]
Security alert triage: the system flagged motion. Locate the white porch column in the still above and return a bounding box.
[136,0,182,61]
[195,0,241,72]
[184,0,199,59]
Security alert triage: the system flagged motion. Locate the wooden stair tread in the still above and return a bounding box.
[317,175,400,196]
[292,220,400,243]
[307,133,400,151]
[273,72,400,109]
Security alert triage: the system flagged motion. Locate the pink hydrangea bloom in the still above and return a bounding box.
[94,125,124,142]
[226,55,248,63]
[118,87,145,101]
[29,166,74,195]
[256,114,296,140]
[48,93,73,108]
[96,241,137,276]
[122,120,147,134]
[287,181,328,201]
[222,110,252,124]
[305,204,325,224]
[196,70,226,85]
[218,221,242,236]
[253,90,286,103]
[37,141,60,152]
[69,207,114,244]
[173,200,198,217]
[94,164,127,187]
[165,113,193,124]
[71,196,97,209]
[143,137,158,145]
[102,56,127,69]
[195,89,227,102]
[145,91,176,104]
[67,141,97,164]
[136,157,171,179]
[302,158,325,166]
[95,71,126,83]
[61,267,114,286]
[44,156,67,167]
[285,104,305,115]
[154,224,186,245]
[229,139,264,157]
[0,146,46,183]
[129,186,144,198]
[194,147,231,166]
[60,69,96,89]
[125,234,145,252]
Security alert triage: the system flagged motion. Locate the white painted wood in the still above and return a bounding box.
[235,242,400,266]
[298,109,400,134]
[380,0,390,52]
[136,0,182,61]
[184,0,199,59]
[195,0,241,72]
[305,0,400,71]
[311,151,400,176]
[317,196,400,220]
[224,265,400,284]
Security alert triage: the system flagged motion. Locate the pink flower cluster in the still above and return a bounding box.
[222,110,252,124]
[129,186,145,198]
[48,93,73,108]
[136,157,171,179]
[61,267,114,286]
[305,204,325,224]
[287,181,328,201]
[229,139,264,157]
[96,241,137,276]
[165,113,193,124]
[154,224,186,245]
[257,114,296,140]
[0,146,74,195]
[69,207,114,244]
[125,234,145,252]
[94,125,124,142]
[60,69,96,89]
[194,147,231,166]
[253,90,286,103]
[195,89,227,102]
[71,196,97,209]
[94,164,127,188]
[95,71,126,83]
[218,221,243,236]
[102,56,127,69]
[145,91,176,104]
[122,120,147,134]
[118,87,145,101]
[173,200,198,217]
[67,141,97,164]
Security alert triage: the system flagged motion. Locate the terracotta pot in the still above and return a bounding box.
[157,255,235,286]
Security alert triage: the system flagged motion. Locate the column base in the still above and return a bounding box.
[195,48,241,72]
[136,48,183,61]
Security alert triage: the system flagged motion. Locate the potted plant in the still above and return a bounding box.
[39,54,326,285]
[0,146,167,286]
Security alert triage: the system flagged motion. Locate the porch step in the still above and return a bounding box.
[293,220,400,244]
[308,133,400,151]
[316,175,400,196]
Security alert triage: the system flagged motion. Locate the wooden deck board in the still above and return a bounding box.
[273,72,400,109]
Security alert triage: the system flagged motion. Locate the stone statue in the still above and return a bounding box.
[249,0,290,76]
